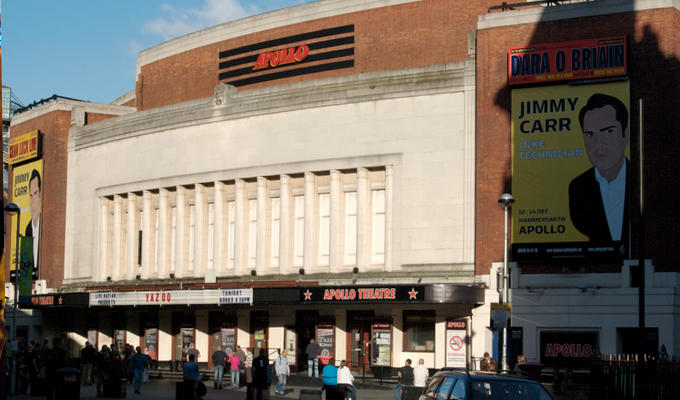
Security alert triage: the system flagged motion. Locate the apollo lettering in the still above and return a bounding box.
[253,45,309,70]
[544,343,593,358]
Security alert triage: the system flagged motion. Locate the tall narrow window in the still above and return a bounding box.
[318,193,330,265]
[248,199,257,268]
[170,206,177,273]
[371,189,385,264]
[208,203,215,271]
[227,201,235,269]
[293,195,305,266]
[344,192,357,265]
[270,197,280,268]
[189,204,196,272]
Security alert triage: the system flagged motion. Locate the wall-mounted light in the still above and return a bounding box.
[351,277,357,284]
[106,276,112,282]
[299,268,305,275]
[352,267,359,274]
[251,269,257,276]
[417,277,422,284]
[169,273,175,279]
[136,275,141,281]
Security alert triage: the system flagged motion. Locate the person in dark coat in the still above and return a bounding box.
[252,348,270,400]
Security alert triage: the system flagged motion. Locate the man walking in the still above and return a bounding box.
[212,348,227,389]
[130,346,148,394]
[393,359,414,400]
[413,358,429,388]
[305,338,321,378]
[274,349,290,395]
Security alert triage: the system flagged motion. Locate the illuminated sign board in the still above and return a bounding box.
[508,36,627,85]
[89,288,253,306]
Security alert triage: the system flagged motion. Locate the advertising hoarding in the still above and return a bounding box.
[511,81,630,260]
[445,319,468,368]
[508,36,627,85]
[10,159,43,280]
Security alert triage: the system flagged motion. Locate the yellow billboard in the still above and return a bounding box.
[10,159,43,279]
[511,81,630,260]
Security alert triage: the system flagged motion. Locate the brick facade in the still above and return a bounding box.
[475,8,680,275]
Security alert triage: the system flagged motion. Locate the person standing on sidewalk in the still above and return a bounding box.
[393,359,414,400]
[413,359,428,388]
[81,341,96,386]
[212,348,227,389]
[305,338,321,378]
[337,360,356,400]
[252,348,270,400]
[229,350,241,389]
[130,346,147,394]
[274,349,290,395]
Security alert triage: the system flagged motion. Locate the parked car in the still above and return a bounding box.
[418,369,554,400]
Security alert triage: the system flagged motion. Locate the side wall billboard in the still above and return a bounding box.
[511,81,630,261]
[10,159,43,279]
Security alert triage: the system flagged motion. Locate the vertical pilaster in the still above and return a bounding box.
[385,165,393,272]
[256,177,268,275]
[98,198,110,282]
[213,182,226,276]
[157,189,169,279]
[112,195,123,280]
[304,172,316,272]
[142,191,154,279]
[329,170,342,272]
[279,175,291,275]
[357,168,369,269]
[194,184,207,278]
[234,179,246,276]
[175,186,187,278]
[126,193,138,280]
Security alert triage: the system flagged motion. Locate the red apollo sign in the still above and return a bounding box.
[253,45,309,70]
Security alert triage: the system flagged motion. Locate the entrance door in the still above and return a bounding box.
[296,311,319,371]
[347,311,374,370]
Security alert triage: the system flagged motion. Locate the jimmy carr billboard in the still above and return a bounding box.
[511,81,630,260]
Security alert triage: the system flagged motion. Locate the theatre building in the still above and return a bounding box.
[7,0,680,372]
[7,0,498,370]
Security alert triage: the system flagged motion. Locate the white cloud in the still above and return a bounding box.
[128,39,143,55]
[143,0,251,41]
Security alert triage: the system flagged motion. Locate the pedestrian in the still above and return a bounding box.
[96,345,110,397]
[252,348,270,400]
[212,347,227,389]
[46,338,68,400]
[186,342,200,362]
[322,358,342,400]
[274,349,290,395]
[81,341,96,386]
[337,360,356,400]
[183,353,206,400]
[237,346,247,384]
[392,359,414,400]
[229,349,241,389]
[130,346,147,394]
[413,358,428,388]
[479,352,497,371]
[305,338,321,378]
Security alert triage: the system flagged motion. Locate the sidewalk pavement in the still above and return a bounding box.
[8,374,395,400]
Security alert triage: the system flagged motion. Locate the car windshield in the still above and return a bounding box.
[470,379,553,400]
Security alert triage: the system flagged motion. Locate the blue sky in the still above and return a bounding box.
[2,0,314,106]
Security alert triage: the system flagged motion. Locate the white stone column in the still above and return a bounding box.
[213,182,226,277]
[126,193,138,280]
[98,198,110,282]
[142,191,154,279]
[303,172,316,272]
[356,168,369,269]
[112,195,124,281]
[237,309,251,349]
[334,309,347,363]
[157,189,170,279]
[98,314,112,349]
[175,186,187,278]
[234,179,247,276]
[195,310,209,362]
[194,184,207,278]
[159,311,172,362]
[256,177,268,275]
[279,175,291,275]
[329,170,342,272]
[126,312,141,348]
[385,165,393,272]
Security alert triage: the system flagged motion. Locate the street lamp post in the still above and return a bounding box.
[4,202,21,395]
[498,193,514,370]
